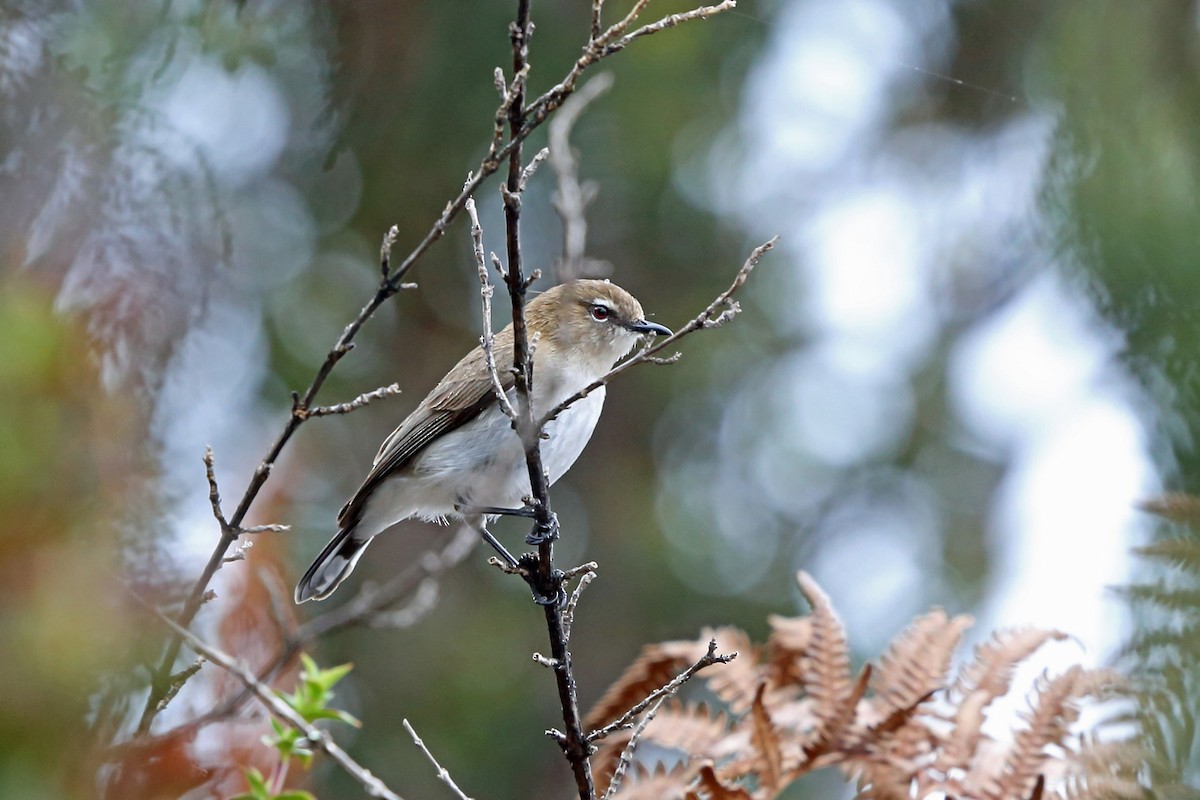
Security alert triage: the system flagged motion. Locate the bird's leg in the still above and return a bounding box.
[456,502,559,546]
[462,515,520,569]
[457,504,539,519]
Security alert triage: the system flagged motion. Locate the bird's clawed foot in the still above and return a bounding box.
[525,511,560,546]
[517,554,567,606]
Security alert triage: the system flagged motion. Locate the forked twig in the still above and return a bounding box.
[466,195,518,423]
[403,719,474,800]
[587,639,736,743]
[541,236,778,427]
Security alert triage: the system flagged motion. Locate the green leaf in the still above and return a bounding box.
[305,708,361,728]
[240,767,271,799]
[273,792,318,800]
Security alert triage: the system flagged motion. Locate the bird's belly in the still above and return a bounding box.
[355,386,606,534]
[418,387,604,507]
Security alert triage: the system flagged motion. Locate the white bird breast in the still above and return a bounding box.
[354,384,607,536]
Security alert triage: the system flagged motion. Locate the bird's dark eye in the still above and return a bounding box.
[589,304,611,321]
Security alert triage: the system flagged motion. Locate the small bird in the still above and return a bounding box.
[295,279,671,603]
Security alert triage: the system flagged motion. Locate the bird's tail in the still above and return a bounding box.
[294,528,373,603]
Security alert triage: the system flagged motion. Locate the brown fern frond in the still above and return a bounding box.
[610,761,694,800]
[766,613,812,687]
[639,700,732,761]
[989,667,1088,800]
[936,627,1070,775]
[586,635,713,729]
[749,683,784,794]
[692,763,754,800]
[953,628,1070,700]
[796,572,853,730]
[872,609,973,716]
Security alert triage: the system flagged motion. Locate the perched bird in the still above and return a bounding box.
[295,279,671,603]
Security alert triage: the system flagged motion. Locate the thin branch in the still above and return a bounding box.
[154,657,205,716]
[204,446,229,531]
[500,3,595,798]
[145,603,406,800]
[541,236,777,427]
[525,0,736,124]
[403,719,474,800]
[587,639,736,743]
[549,72,615,281]
[519,146,551,192]
[466,196,518,423]
[602,695,666,800]
[590,0,604,41]
[303,383,403,418]
[562,569,596,643]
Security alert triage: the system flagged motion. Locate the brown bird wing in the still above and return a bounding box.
[336,330,516,531]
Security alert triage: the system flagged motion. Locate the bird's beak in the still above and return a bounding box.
[624,319,673,337]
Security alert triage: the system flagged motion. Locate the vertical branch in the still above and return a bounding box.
[499,2,595,798]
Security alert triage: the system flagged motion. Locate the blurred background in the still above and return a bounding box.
[2,0,1199,797]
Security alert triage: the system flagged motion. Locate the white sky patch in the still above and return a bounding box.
[739,0,910,187]
[951,275,1155,663]
[988,395,1152,658]
[950,276,1117,446]
[804,187,935,353]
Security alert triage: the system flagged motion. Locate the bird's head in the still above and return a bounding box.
[527,279,672,371]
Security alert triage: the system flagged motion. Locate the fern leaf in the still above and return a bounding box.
[639,700,732,761]
[1112,584,1200,614]
[610,761,694,800]
[796,572,853,734]
[873,609,973,716]
[952,627,1070,701]
[766,613,812,687]
[988,667,1118,800]
[694,764,754,800]
[1138,494,1200,527]
[750,683,784,794]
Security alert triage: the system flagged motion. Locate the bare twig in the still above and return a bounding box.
[525,1,736,125]
[602,695,666,800]
[203,447,230,533]
[144,603,405,800]
[590,0,604,41]
[519,146,551,192]
[303,383,402,418]
[155,657,205,715]
[541,236,777,427]
[549,72,615,281]
[562,570,596,643]
[403,719,474,800]
[587,639,735,743]
[466,196,518,423]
